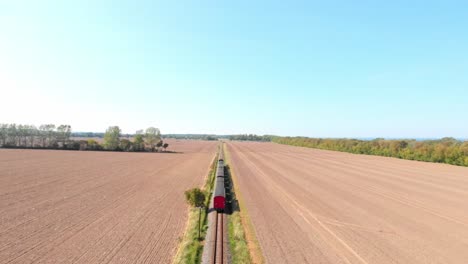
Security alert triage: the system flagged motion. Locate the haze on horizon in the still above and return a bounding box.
[1,1,467,138]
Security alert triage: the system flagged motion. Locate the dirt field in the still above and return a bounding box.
[227,141,468,264]
[0,140,217,264]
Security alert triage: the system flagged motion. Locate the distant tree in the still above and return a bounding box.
[57,125,72,147]
[120,139,133,151]
[25,125,37,147]
[37,124,56,147]
[133,134,145,151]
[65,141,80,150]
[38,125,47,147]
[0,124,8,146]
[17,124,27,147]
[163,143,169,151]
[229,134,272,142]
[7,124,18,146]
[272,136,468,167]
[156,140,163,152]
[45,124,56,147]
[103,126,121,150]
[71,132,105,138]
[184,188,206,240]
[0,123,66,148]
[145,127,161,151]
[86,139,101,150]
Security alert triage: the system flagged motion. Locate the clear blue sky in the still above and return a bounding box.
[1,1,467,138]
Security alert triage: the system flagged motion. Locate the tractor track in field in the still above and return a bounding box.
[227,141,468,264]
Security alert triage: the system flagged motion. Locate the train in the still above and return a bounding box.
[213,150,226,211]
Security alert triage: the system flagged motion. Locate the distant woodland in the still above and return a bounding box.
[272,137,468,167]
[163,134,219,140]
[2,124,466,166]
[228,134,273,141]
[0,124,169,152]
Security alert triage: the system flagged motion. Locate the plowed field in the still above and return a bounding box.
[227,141,468,264]
[0,140,217,264]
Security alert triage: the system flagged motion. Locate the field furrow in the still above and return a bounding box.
[227,141,468,264]
[0,140,217,264]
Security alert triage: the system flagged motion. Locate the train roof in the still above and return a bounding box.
[216,165,224,177]
[216,159,224,177]
[214,176,225,197]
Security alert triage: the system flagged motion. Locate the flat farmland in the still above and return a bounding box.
[0,140,217,264]
[227,142,468,264]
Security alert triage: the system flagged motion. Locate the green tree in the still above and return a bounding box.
[120,139,133,151]
[184,188,206,240]
[0,124,8,146]
[133,134,145,151]
[156,140,163,152]
[57,125,71,147]
[271,136,467,167]
[85,139,100,150]
[25,125,37,147]
[38,125,47,147]
[7,124,18,146]
[17,124,27,147]
[38,124,56,147]
[103,126,121,150]
[145,127,161,151]
[45,124,56,147]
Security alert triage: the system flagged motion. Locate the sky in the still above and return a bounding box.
[0,1,467,138]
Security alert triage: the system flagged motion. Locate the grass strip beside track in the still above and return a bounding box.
[225,145,264,264]
[173,154,217,264]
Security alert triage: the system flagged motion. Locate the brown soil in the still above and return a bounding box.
[227,141,468,264]
[0,140,217,264]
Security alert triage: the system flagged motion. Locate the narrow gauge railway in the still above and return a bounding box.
[212,147,226,263]
[212,211,225,264]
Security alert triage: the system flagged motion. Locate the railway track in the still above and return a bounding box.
[212,211,225,264]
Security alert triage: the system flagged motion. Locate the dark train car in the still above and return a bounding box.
[218,149,224,162]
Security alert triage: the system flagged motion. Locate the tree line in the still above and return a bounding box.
[99,126,169,152]
[271,136,468,167]
[163,134,273,141]
[0,123,169,152]
[71,131,134,138]
[163,134,219,141]
[0,124,72,148]
[228,134,272,141]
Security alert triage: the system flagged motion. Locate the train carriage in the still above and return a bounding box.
[213,153,226,211]
[213,177,225,211]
